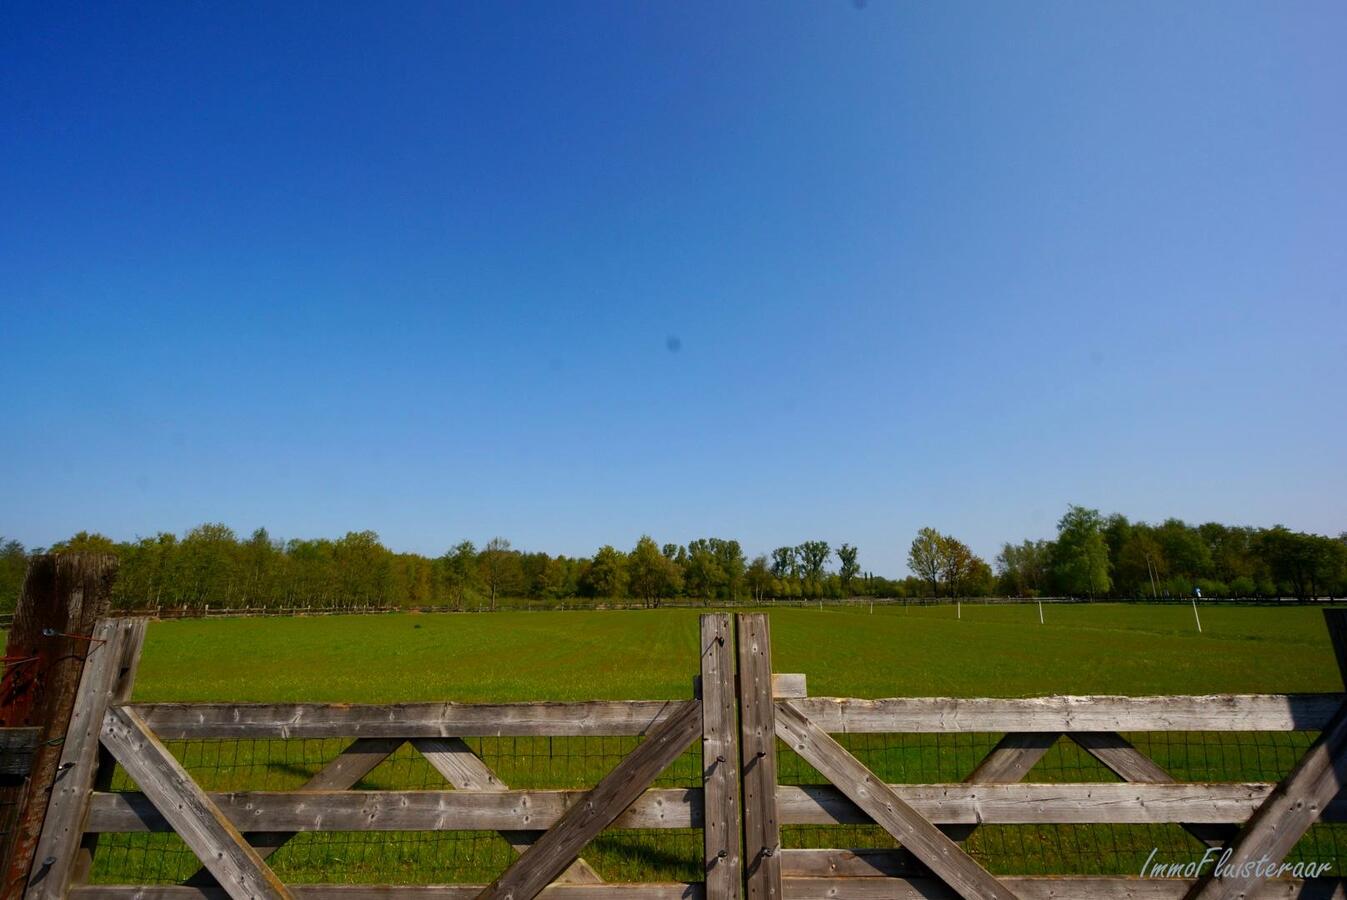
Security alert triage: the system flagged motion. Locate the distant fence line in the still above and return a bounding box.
[1,592,1340,628]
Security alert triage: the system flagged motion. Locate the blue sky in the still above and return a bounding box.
[2,1,1344,574]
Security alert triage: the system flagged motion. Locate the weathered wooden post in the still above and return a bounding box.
[700,614,741,900]
[0,554,117,899]
[736,613,781,900]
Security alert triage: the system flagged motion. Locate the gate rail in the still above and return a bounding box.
[12,611,1347,900]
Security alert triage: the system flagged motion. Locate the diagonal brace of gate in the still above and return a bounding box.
[774,699,1020,900]
[474,698,703,900]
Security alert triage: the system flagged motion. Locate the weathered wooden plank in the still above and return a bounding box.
[779,849,915,879]
[774,781,1347,824]
[476,699,703,900]
[775,701,1017,900]
[1070,731,1236,847]
[0,553,117,900]
[1185,609,1347,900]
[183,738,405,886]
[27,619,146,900]
[87,781,1331,831]
[944,731,1060,843]
[129,701,691,738]
[125,693,1347,740]
[70,886,705,900]
[412,737,604,884]
[963,732,1060,783]
[737,614,782,900]
[0,727,40,775]
[701,614,741,900]
[88,787,703,832]
[777,877,1347,899]
[61,882,1347,900]
[74,618,150,885]
[787,694,1345,733]
[771,675,807,700]
[99,705,293,900]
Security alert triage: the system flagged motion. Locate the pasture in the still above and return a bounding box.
[73,603,1347,885]
[129,602,1345,702]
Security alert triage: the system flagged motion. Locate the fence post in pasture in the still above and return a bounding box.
[700,614,741,900]
[28,617,146,899]
[0,553,117,900]
[736,614,781,900]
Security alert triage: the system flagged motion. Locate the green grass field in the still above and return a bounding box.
[131,602,1345,702]
[84,604,1347,885]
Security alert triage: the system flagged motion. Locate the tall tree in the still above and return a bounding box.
[835,544,860,592]
[746,555,773,602]
[628,536,682,608]
[478,537,520,610]
[937,534,976,598]
[582,545,628,598]
[1051,505,1112,597]
[908,528,943,596]
[684,540,725,603]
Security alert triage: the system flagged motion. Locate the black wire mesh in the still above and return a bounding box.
[89,737,704,885]
[84,729,1345,884]
[775,730,1346,877]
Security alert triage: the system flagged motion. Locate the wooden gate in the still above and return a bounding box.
[23,615,740,900]
[15,611,1347,900]
[737,611,1347,900]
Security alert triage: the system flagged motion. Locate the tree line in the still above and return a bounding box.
[0,505,1343,611]
[914,506,1347,600]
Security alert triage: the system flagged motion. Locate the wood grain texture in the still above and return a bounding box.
[27,619,146,900]
[773,782,1339,824]
[778,877,1347,899]
[775,701,1017,900]
[701,614,741,900]
[770,676,806,700]
[1069,732,1235,847]
[183,738,405,887]
[476,699,702,900]
[0,727,39,775]
[87,788,703,832]
[413,737,604,885]
[130,702,690,739]
[99,705,294,900]
[786,694,1344,734]
[74,619,150,885]
[64,881,1347,900]
[87,781,1331,832]
[737,615,781,900]
[0,553,117,900]
[70,886,706,900]
[943,731,1060,843]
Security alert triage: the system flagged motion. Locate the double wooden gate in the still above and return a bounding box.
[16,612,1347,900]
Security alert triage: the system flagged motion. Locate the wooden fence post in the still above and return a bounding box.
[736,614,781,900]
[701,614,741,900]
[27,618,145,899]
[0,554,117,900]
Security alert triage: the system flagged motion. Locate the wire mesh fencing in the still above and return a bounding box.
[88,735,705,885]
[775,729,1346,877]
[84,728,1346,885]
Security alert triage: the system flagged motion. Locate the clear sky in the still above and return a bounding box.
[2,1,1344,575]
